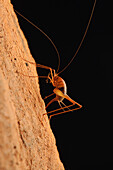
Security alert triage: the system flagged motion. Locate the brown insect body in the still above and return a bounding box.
[52,75,67,101]
[45,71,78,112]
[15,0,96,119]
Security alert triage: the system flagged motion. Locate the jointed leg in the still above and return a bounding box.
[17,72,48,79]
[44,100,82,119]
[46,102,81,114]
[58,101,65,112]
[43,88,82,119]
[61,101,73,112]
[44,93,54,100]
[49,102,82,120]
[19,57,52,71]
[19,57,54,81]
[45,97,57,109]
[36,64,54,81]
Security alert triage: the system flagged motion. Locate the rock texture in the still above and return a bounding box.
[0,0,64,169]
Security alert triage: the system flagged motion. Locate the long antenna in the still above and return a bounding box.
[15,9,60,73]
[57,0,96,75]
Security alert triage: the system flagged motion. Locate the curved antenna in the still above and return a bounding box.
[15,9,60,73]
[57,0,96,75]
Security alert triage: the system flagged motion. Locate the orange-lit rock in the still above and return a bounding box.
[0,0,64,169]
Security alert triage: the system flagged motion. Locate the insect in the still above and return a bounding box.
[15,0,96,120]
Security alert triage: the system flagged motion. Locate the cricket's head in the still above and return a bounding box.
[52,75,62,88]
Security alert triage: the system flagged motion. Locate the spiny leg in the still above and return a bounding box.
[46,102,81,115]
[43,101,82,118]
[49,102,82,120]
[44,88,82,119]
[61,101,73,112]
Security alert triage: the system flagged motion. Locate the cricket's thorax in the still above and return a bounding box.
[53,76,67,101]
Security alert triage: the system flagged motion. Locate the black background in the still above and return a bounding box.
[11,0,113,169]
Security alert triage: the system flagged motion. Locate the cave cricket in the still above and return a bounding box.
[15,0,96,120]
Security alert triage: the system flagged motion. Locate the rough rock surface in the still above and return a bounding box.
[0,0,64,169]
